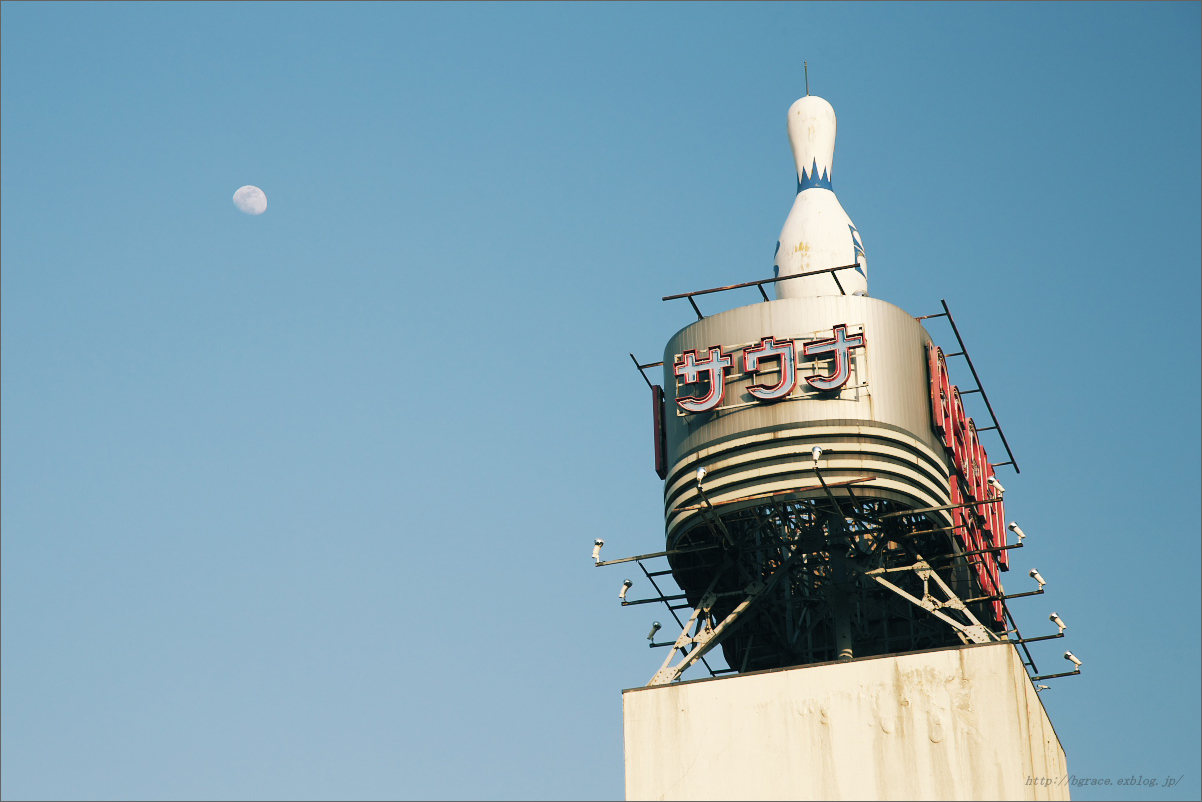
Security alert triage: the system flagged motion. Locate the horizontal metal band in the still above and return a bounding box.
[667,418,950,487]
[662,420,953,542]
[665,466,952,543]
[664,434,951,515]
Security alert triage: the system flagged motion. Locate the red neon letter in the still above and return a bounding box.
[802,324,865,391]
[674,347,733,413]
[743,337,797,401]
[928,344,954,446]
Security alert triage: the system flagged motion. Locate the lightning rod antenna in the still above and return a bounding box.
[804,62,809,96]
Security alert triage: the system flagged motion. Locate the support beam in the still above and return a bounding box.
[648,552,801,686]
[864,560,1000,645]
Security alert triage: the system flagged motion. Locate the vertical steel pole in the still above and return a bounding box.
[828,515,854,661]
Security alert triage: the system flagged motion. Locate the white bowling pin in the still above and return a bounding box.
[773,95,868,299]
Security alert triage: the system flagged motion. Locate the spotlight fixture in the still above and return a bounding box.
[1029,568,1046,590]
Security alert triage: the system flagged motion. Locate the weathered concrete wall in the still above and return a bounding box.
[623,642,1068,801]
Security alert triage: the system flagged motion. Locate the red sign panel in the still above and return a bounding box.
[652,385,668,479]
[928,342,1007,624]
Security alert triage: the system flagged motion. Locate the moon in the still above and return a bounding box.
[232,185,267,215]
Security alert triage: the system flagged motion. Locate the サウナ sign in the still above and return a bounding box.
[673,324,865,414]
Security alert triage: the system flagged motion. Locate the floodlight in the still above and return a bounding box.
[619,579,633,601]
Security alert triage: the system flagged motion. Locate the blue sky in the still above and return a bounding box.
[2,2,1198,800]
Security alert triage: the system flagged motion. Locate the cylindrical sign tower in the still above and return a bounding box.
[655,94,1008,675]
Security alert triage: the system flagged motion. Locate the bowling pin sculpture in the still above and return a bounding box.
[773,95,868,299]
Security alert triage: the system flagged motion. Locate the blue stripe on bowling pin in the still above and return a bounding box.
[773,95,868,299]
[849,224,866,277]
[797,158,833,192]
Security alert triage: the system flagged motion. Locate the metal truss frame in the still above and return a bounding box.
[601,470,1078,688]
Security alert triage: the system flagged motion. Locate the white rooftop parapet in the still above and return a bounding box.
[624,642,1069,801]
